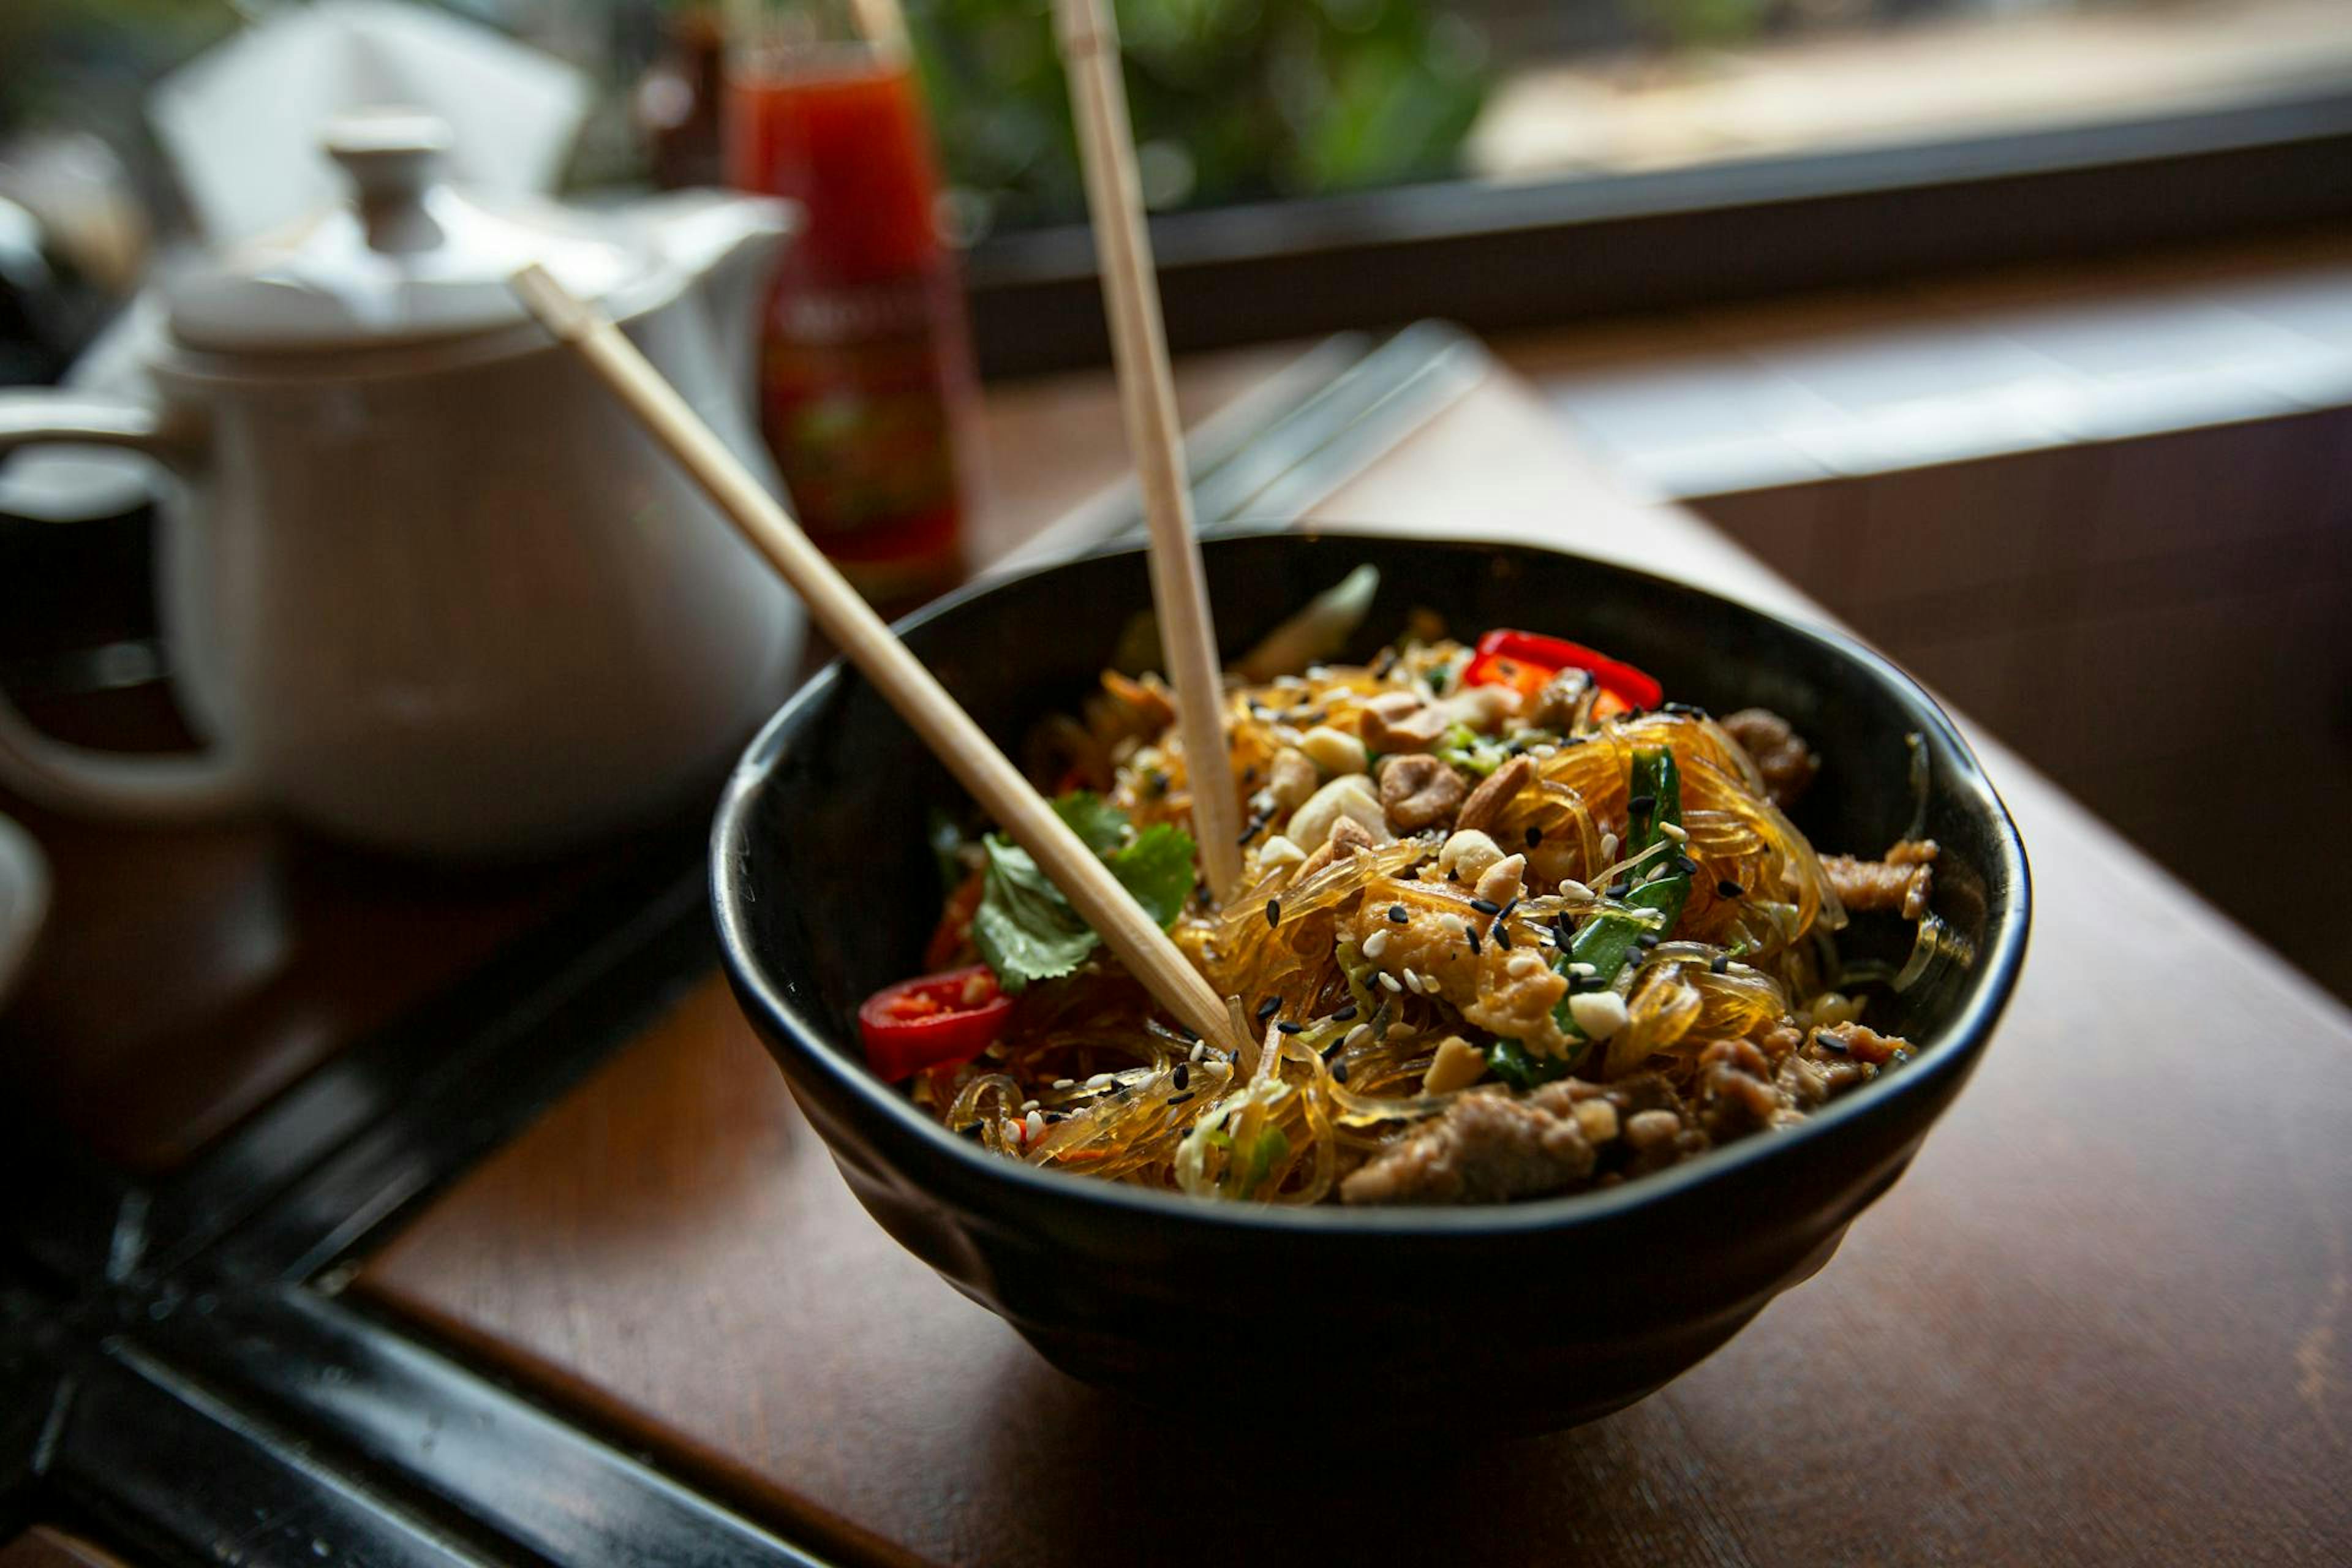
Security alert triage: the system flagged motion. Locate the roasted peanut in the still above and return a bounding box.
[1265,748,1319,814]
[1359,690,1450,753]
[1285,774,1388,850]
[1457,755,1533,834]
[1299,725,1368,777]
[1377,753,1466,832]
[1437,828,1504,884]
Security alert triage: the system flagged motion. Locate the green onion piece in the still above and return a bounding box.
[1488,746,1689,1089]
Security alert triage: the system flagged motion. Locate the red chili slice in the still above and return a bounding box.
[858,964,1015,1081]
[1461,629,1663,712]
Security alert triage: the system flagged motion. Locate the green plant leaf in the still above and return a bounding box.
[1108,823,1198,929]
[1053,791,1131,855]
[971,836,1098,991]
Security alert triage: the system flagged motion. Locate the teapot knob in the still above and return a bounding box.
[321,108,453,255]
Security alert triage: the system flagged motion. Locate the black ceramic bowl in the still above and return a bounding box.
[713,528,2029,1434]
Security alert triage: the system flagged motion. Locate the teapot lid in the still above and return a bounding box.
[164,108,650,354]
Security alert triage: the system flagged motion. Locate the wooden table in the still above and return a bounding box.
[340,361,2352,1565]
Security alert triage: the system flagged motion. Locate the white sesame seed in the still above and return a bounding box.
[1401,969,1423,994]
[1086,1073,1115,1089]
[1529,744,1557,759]
[1379,972,1403,993]
[1025,1109,1046,1140]
[1438,913,1468,938]
[1021,1099,1039,1112]
[1600,832,1620,861]
[1189,1042,1205,1063]
[1660,820,1689,842]
[1569,962,1597,978]
[1363,929,1392,960]
[1558,879,1596,901]
[1507,952,1544,978]
[1052,1079,1076,1090]
[1387,1024,1418,1043]
[1344,1023,1373,1050]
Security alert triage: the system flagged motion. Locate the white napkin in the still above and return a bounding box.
[149,0,590,247]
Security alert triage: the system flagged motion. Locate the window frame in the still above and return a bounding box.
[962,83,2352,377]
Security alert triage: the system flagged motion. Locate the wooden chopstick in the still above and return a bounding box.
[1053,0,1245,900]
[509,264,1240,1057]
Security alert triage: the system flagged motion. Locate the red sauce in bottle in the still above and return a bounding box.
[727,50,973,598]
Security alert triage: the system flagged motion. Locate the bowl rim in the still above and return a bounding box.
[711,524,2032,1237]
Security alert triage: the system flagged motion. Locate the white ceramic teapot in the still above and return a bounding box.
[0,111,805,858]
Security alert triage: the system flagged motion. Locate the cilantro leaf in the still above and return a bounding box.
[1108,823,1197,929]
[971,836,1098,992]
[1052,791,1131,856]
[969,794,1200,990]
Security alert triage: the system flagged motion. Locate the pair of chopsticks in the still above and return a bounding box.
[511,0,1245,1054]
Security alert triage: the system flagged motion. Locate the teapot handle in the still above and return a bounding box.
[0,393,256,820]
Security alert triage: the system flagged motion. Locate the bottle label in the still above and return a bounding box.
[755,270,964,570]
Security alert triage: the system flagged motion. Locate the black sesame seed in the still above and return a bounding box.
[1525,826,1544,847]
[1321,1037,1345,1059]
[1497,897,1520,920]
[1717,880,1744,899]
[1607,881,1630,899]
[1266,898,1283,928]
[1676,854,1700,876]
[1494,924,1513,949]
[1332,1004,1359,1022]
[1175,1023,1199,1041]
[1468,897,1501,915]
[1388,905,1408,924]
[1046,1111,1066,1123]
[1709,954,1730,974]
[1172,1063,1191,1090]
[1635,933,1660,949]
[1628,793,1657,816]
[1332,1060,1351,1084]
[1255,996,1280,1022]
[1167,1092,1195,1107]
[1464,925,1482,956]
[1227,1049,1242,1065]
[1276,1020,1303,1036]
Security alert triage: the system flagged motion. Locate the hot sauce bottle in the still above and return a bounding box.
[725,0,975,600]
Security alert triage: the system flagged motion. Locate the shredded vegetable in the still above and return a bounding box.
[895,603,1948,1205]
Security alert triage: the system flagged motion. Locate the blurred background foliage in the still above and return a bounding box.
[0,0,1492,239]
[905,0,1490,232]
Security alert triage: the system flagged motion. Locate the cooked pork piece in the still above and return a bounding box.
[1823,839,1938,919]
[1721,707,1818,809]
